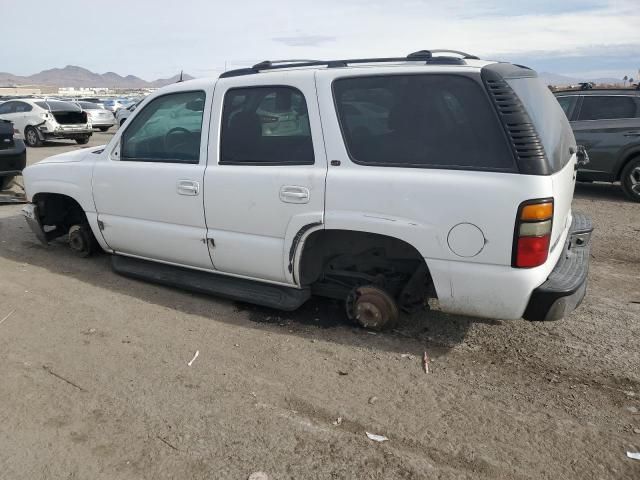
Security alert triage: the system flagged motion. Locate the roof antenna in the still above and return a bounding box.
[177,70,184,83]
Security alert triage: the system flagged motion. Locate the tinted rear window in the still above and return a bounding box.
[34,100,81,112]
[333,74,514,170]
[507,77,576,172]
[578,95,638,120]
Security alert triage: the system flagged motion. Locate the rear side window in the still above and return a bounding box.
[220,86,314,165]
[333,74,514,170]
[578,96,638,120]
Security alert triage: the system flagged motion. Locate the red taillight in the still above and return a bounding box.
[513,199,553,268]
[516,235,550,267]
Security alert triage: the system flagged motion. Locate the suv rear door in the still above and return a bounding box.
[203,74,327,284]
[571,94,640,181]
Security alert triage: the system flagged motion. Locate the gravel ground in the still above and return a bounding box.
[0,132,639,479]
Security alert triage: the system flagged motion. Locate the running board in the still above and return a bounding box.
[111,255,310,311]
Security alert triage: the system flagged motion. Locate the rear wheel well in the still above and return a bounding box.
[299,229,434,312]
[32,193,88,240]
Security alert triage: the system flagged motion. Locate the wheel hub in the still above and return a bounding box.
[346,286,399,330]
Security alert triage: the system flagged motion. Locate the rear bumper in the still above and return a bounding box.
[523,212,593,321]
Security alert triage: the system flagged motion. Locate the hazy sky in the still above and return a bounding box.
[1,0,638,80]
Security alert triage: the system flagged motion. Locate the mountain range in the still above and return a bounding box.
[0,65,626,89]
[0,65,195,89]
[537,71,623,86]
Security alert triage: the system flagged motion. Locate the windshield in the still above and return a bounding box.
[78,102,100,109]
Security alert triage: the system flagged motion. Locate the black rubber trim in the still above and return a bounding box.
[288,222,323,275]
[523,212,593,321]
[111,255,310,311]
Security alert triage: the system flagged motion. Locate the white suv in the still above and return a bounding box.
[21,50,593,329]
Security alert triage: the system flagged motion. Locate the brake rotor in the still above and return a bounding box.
[68,225,92,258]
[346,286,399,330]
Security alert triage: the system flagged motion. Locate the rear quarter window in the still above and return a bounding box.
[332,74,515,171]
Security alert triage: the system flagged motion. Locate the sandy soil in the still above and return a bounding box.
[0,132,639,479]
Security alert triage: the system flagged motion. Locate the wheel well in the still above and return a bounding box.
[299,229,434,311]
[32,193,88,240]
[616,152,640,180]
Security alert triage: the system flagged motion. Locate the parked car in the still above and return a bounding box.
[115,100,141,126]
[77,97,106,109]
[554,89,640,202]
[0,119,26,190]
[72,101,115,132]
[0,99,92,147]
[20,50,592,328]
[102,99,131,115]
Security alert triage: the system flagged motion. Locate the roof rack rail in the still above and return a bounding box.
[219,49,480,78]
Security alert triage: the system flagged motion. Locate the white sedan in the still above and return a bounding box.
[0,99,92,147]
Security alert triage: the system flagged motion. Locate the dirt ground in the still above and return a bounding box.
[1,131,639,480]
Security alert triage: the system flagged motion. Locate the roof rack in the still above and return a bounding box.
[220,49,479,78]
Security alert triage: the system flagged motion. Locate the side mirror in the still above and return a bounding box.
[576,145,589,166]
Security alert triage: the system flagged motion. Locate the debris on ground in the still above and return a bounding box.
[0,309,15,327]
[368,396,378,405]
[400,353,415,360]
[423,351,430,373]
[42,365,86,392]
[366,432,389,442]
[633,428,640,434]
[626,451,640,460]
[338,370,348,376]
[248,472,269,480]
[187,350,199,367]
[332,417,343,426]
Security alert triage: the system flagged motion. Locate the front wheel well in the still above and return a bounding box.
[298,229,435,312]
[32,193,88,240]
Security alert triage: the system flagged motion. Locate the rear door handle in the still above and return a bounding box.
[280,185,310,204]
[177,180,200,196]
[624,131,640,137]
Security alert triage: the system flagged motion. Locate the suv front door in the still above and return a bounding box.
[92,89,214,269]
[203,78,327,284]
[571,94,640,181]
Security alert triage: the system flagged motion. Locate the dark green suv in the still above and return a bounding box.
[555,89,640,202]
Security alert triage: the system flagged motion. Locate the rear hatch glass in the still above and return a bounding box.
[506,78,576,173]
[0,120,14,150]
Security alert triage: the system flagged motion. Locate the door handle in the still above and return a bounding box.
[624,132,640,137]
[280,186,310,204]
[177,180,200,196]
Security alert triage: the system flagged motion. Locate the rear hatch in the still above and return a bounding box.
[506,76,577,249]
[0,119,15,150]
[35,100,88,125]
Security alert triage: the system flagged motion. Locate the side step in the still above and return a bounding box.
[111,255,310,311]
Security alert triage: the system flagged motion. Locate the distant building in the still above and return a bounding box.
[0,85,56,96]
